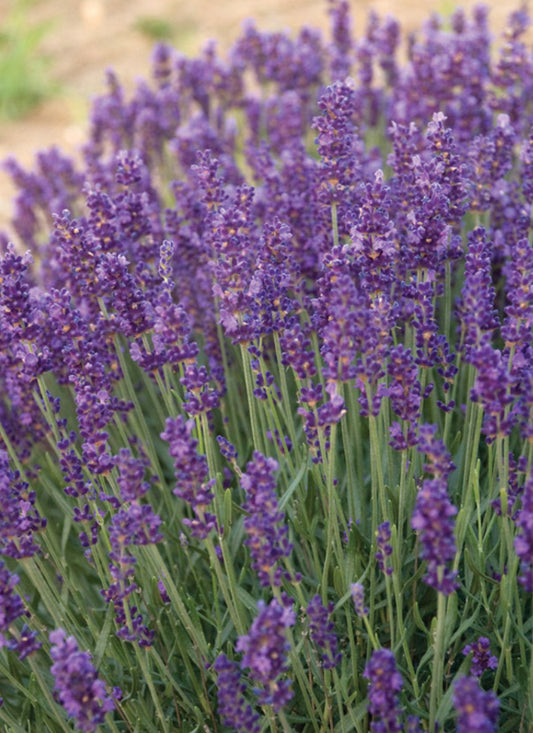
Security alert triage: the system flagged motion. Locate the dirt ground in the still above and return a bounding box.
[0,0,524,234]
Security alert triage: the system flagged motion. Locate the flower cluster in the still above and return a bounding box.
[453,676,500,732]
[214,654,261,733]
[514,474,533,590]
[0,562,26,652]
[236,596,295,711]
[0,449,46,559]
[160,414,217,538]
[240,451,292,587]
[307,594,341,669]
[49,629,116,732]
[462,637,498,678]
[363,648,404,733]
[412,425,458,594]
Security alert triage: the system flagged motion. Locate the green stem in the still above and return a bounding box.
[429,590,448,732]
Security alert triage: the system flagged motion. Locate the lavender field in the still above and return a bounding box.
[0,1,532,731]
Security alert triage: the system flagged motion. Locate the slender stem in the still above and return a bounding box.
[429,590,447,732]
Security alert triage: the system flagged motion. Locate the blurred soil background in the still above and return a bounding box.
[0,0,526,234]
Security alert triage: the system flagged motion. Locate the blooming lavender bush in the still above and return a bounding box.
[0,2,532,731]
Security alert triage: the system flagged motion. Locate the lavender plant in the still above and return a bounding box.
[0,2,532,731]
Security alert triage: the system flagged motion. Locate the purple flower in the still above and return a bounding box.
[217,435,238,462]
[0,562,25,650]
[279,318,317,379]
[0,450,46,559]
[236,596,295,711]
[113,448,150,502]
[462,637,498,678]
[307,595,341,669]
[312,79,363,207]
[453,676,499,732]
[158,239,175,288]
[157,577,170,604]
[515,474,533,590]
[348,169,399,293]
[363,648,403,733]
[456,227,498,362]
[49,629,115,732]
[501,238,533,347]
[96,452,162,648]
[14,624,41,660]
[214,654,260,733]
[411,477,458,594]
[385,344,421,431]
[416,423,455,480]
[327,0,354,81]
[241,451,292,587]
[375,521,393,575]
[108,503,163,552]
[160,414,216,539]
[466,115,516,212]
[351,583,368,617]
[520,131,533,203]
[412,428,457,594]
[181,362,220,417]
[469,345,515,442]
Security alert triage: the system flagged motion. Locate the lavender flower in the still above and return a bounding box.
[453,676,499,732]
[0,450,46,559]
[411,477,458,594]
[363,648,403,733]
[14,623,41,660]
[456,227,499,362]
[213,654,260,733]
[462,637,498,678]
[375,521,393,575]
[385,345,421,446]
[236,596,295,711]
[413,426,457,594]
[351,583,368,617]
[307,595,341,669]
[0,562,25,650]
[160,414,217,538]
[469,345,515,442]
[515,474,533,590]
[49,629,115,732]
[312,79,363,208]
[501,238,533,347]
[327,0,354,81]
[240,451,292,587]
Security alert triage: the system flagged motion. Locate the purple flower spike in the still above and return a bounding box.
[49,629,115,732]
[14,624,41,660]
[0,450,46,559]
[327,0,354,81]
[307,595,341,669]
[0,562,25,650]
[375,521,393,575]
[411,477,458,595]
[241,451,292,587]
[214,654,260,733]
[363,648,403,733]
[236,596,295,711]
[160,414,216,538]
[351,583,368,617]
[312,79,363,206]
[515,474,533,590]
[453,676,499,732]
[462,637,498,678]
